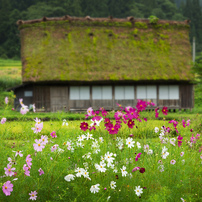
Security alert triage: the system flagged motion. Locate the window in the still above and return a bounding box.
[137,86,157,99]
[70,86,90,100]
[159,85,179,99]
[92,86,112,100]
[115,86,134,100]
[24,91,33,97]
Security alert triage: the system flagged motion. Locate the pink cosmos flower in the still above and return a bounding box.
[1,118,6,124]
[132,167,140,172]
[186,119,190,126]
[51,144,59,152]
[40,135,48,145]
[50,131,57,138]
[13,150,23,157]
[34,117,41,124]
[147,101,155,106]
[101,109,107,116]
[136,100,147,111]
[19,98,23,106]
[91,111,102,121]
[180,152,184,157]
[4,164,15,177]
[5,97,8,104]
[26,155,32,167]
[127,119,135,129]
[29,191,37,200]
[126,108,138,120]
[87,107,93,116]
[2,181,13,196]
[31,122,43,134]
[170,160,176,165]
[177,135,183,147]
[33,139,45,152]
[135,153,142,161]
[20,105,29,115]
[12,108,15,111]
[89,123,96,131]
[23,164,30,176]
[38,168,44,175]
[162,106,168,115]
[80,122,89,131]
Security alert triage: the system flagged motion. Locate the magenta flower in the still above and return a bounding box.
[132,167,140,172]
[50,131,57,138]
[2,181,13,196]
[80,122,89,131]
[38,168,44,176]
[1,118,6,124]
[186,119,190,126]
[104,118,112,128]
[126,108,138,120]
[144,118,147,122]
[23,164,30,176]
[177,135,183,147]
[136,100,147,111]
[26,155,32,167]
[147,101,155,106]
[4,164,15,177]
[196,133,200,139]
[33,139,45,152]
[108,125,119,135]
[155,107,159,118]
[31,122,43,134]
[101,109,108,117]
[182,119,186,128]
[169,120,178,128]
[127,119,135,129]
[5,97,8,104]
[29,191,37,200]
[135,153,142,161]
[162,106,168,115]
[116,103,123,110]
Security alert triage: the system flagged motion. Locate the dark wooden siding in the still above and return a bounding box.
[50,87,68,112]
[33,86,50,112]
[180,85,194,108]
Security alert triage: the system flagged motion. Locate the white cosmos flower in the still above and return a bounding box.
[99,137,104,143]
[90,184,100,194]
[83,170,90,178]
[86,132,94,140]
[126,137,135,148]
[77,134,86,142]
[62,119,68,126]
[170,138,176,146]
[154,127,159,133]
[121,165,128,177]
[110,181,116,189]
[147,149,153,155]
[64,174,75,182]
[158,165,164,172]
[75,167,85,177]
[95,162,107,172]
[134,186,143,196]
[137,142,141,149]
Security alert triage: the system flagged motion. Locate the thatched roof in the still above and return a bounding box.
[18,16,193,83]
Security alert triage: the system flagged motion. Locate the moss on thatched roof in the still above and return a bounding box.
[18,16,193,82]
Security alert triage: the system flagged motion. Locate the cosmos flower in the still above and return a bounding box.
[170,160,176,165]
[33,139,45,152]
[38,168,44,175]
[90,184,100,194]
[26,155,32,167]
[162,106,168,115]
[80,122,89,131]
[64,174,75,182]
[134,186,143,196]
[2,181,13,196]
[177,135,183,147]
[13,150,23,157]
[110,181,116,189]
[127,119,135,129]
[1,118,6,124]
[4,164,15,177]
[50,131,57,138]
[126,137,135,148]
[135,153,142,161]
[29,191,37,200]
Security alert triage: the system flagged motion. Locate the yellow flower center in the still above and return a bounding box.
[8,169,11,172]
[84,125,86,127]
[38,144,40,146]
[129,122,131,124]
[5,186,7,189]
[137,190,139,192]
[140,105,142,107]
[129,142,130,144]
[112,128,114,131]
[42,139,44,141]
[32,194,35,197]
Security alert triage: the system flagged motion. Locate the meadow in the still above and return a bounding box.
[0,100,201,202]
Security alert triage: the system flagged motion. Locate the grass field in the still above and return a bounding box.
[0,105,201,201]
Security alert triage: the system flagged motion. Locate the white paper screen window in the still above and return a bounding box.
[159,86,169,99]
[169,85,179,99]
[124,86,134,99]
[24,91,33,97]
[80,86,90,100]
[70,87,79,100]
[137,86,147,99]
[115,86,124,99]
[92,86,102,100]
[102,86,112,99]
[147,86,157,99]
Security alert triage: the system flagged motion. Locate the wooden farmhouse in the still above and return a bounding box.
[13,16,194,112]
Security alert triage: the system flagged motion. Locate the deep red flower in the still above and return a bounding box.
[80,122,89,131]
[127,119,135,129]
[162,106,168,115]
[104,118,112,128]
[139,167,145,173]
[155,107,159,118]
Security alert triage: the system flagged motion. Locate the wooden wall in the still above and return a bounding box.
[14,84,194,112]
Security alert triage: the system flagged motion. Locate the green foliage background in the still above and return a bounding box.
[0,0,202,59]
